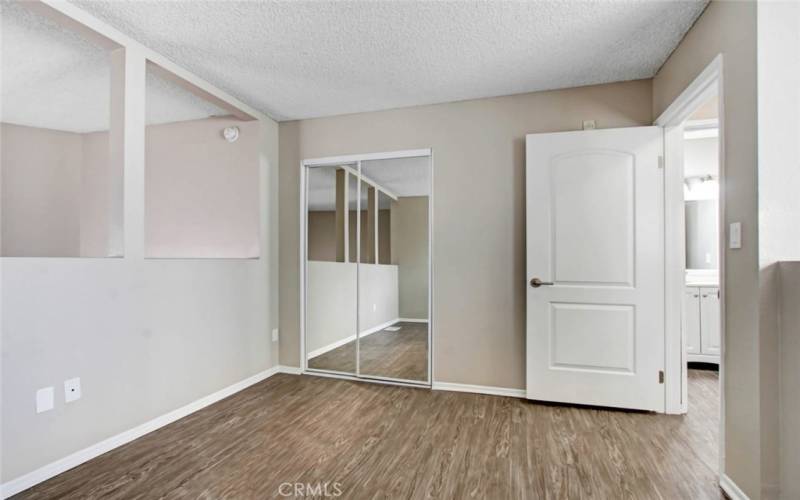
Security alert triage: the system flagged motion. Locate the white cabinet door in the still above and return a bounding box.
[700,287,720,355]
[526,126,664,412]
[683,288,701,355]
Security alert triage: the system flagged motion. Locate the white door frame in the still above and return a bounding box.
[655,54,726,473]
[299,148,434,388]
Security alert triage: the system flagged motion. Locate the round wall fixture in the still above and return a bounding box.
[222,126,240,143]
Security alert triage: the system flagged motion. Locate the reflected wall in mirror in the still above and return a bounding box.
[1,1,120,257]
[305,165,358,374]
[359,156,430,382]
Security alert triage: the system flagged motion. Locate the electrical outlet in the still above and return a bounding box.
[582,120,596,130]
[64,377,81,403]
[36,387,54,413]
[271,328,279,342]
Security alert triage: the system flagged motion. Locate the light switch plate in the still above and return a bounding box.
[271,328,279,342]
[36,387,54,413]
[64,377,81,403]
[729,222,742,249]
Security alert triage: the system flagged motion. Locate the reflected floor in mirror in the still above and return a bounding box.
[308,321,428,381]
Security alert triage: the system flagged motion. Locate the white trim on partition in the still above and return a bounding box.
[399,318,429,323]
[432,382,526,399]
[338,164,399,200]
[0,367,281,499]
[306,319,400,359]
[34,0,268,123]
[719,474,750,500]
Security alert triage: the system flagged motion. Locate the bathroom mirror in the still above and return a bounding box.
[685,199,718,270]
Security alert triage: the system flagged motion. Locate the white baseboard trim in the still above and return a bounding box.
[361,318,401,337]
[278,365,303,375]
[399,318,428,323]
[306,318,399,359]
[720,473,750,500]
[307,334,357,359]
[0,366,280,499]
[432,381,526,398]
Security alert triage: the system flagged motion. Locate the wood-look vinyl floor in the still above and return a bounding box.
[14,369,721,500]
[307,322,428,381]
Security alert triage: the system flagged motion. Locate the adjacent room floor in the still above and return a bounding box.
[14,369,721,499]
[308,321,428,381]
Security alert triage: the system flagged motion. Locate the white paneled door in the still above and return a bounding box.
[526,127,665,412]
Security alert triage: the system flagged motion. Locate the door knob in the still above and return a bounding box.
[530,278,554,288]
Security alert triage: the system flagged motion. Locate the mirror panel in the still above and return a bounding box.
[685,199,719,270]
[358,157,430,382]
[305,165,359,374]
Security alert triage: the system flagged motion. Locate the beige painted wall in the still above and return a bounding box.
[1,117,259,259]
[391,196,429,320]
[80,131,112,257]
[1,123,83,257]
[757,3,800,498]
[279,79,653,386]
[1,114,280,483]
[652,1,761,496]
[778,262,800,500]
[145,117,260,258]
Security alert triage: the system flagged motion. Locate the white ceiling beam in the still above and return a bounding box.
[32,0,269,123]
[339,165,398,201]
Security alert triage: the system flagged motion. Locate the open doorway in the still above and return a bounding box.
[657,55,725,483]
[681,92,721,468]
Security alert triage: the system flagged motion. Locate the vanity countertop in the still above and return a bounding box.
[686,270,719,288]
[686,279,719,287]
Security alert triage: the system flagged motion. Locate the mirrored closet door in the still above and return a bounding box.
[305,163,359,375]
[304,151,431,385]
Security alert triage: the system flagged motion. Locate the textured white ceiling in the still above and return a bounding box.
[68,0,708,122]
[308,156,430,211]
[1,1,228,133]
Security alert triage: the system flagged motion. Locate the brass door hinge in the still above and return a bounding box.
[659,370,665,384]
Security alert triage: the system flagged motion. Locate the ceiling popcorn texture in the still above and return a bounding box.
[1,1,228,133]
[68,0,708,122]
